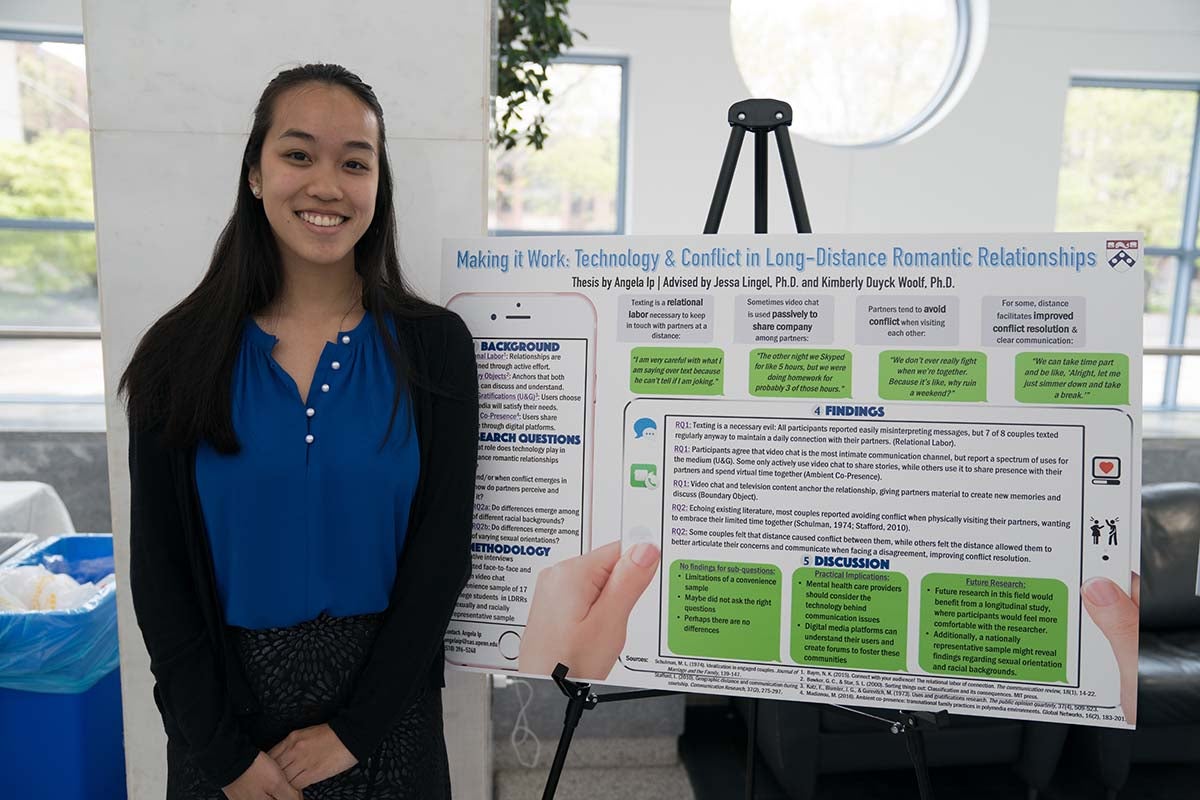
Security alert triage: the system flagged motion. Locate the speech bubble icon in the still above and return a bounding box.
[633,417,658,438]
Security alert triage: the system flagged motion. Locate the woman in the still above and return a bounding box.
[118,64,478,799]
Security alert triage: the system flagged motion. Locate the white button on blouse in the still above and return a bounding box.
[321,384,330,393]
[306,408,315,417]
[332,361,341,370]
[305,434,315,444]
[342,335,350,344]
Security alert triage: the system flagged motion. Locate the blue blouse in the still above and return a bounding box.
[194,309,420,630]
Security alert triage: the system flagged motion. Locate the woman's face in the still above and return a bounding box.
[249,83,380,272]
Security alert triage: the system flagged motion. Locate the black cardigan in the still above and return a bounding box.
[127,309,478,788]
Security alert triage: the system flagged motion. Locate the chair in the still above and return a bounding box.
[745,698,1066,800]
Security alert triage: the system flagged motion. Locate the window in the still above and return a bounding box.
[729,0,979,147]
[1055,79,1200,410]
[0,32,102,406]
[489,56,627,235]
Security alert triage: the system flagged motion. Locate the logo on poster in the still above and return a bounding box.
[1105,239,1138,273]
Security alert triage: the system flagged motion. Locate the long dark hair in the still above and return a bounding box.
[119,63,436,454]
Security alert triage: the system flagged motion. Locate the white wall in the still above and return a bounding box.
[567,0,1200,236]
[83,1,492,798]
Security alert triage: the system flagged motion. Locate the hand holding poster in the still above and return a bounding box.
[442,233,1142,729]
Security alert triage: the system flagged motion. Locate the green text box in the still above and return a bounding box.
[919,573,1068,683]
[668,559,781,661]
[791,567,908,671]
[879,351,987,402]
[1014,352,1129,405]
[630,347,724,395]
[749,349,851,398]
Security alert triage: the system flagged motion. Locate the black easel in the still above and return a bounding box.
[704,98,812,235]
[540,664,676,800]
[541,99,943,800]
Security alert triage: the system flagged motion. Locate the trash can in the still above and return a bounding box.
[0,532,35,566]
[0,534,126,800]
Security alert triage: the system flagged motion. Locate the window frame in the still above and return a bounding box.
[871,0,974,147]
[489,53,630,237]
[729,0,975,149]
[0,29,98,343]
[1065,77,1200,411]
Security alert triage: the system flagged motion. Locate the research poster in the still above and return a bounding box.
[441,234,1142,729]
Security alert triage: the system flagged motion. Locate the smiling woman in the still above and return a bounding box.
[117,64,479,800]
[250,87,380,270]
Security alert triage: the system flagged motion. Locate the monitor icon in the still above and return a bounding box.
[1091,456,1121,485]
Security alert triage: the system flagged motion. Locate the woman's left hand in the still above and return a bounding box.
[268,723,357,790]
[519,540,660,680]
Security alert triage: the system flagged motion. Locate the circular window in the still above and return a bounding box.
[730,0,976,146]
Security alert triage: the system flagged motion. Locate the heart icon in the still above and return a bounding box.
[1098,461,1114,474]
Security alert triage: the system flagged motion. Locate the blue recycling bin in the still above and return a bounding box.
[0,534,126,800]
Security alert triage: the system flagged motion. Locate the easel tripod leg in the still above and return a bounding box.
[745,698,759,800]
[755,130,768,233]
[902,719,936,800]
[705,127,746,234]
[542,689,588,800]
[773,127,812,234]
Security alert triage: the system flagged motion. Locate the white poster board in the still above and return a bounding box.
[442,233,1142,729]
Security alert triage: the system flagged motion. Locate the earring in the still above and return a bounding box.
[251,184,262,198]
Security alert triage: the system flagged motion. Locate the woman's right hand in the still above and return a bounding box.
[1082,573,1140,725]
[222,752,303,800]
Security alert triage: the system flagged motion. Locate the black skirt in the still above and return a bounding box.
[166,612,450,800]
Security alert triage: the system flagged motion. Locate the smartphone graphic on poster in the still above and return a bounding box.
[444,292,597,669]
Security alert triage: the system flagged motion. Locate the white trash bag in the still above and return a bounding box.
[0,565,109,611]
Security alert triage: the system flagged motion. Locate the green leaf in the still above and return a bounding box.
[492,0,585,151]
